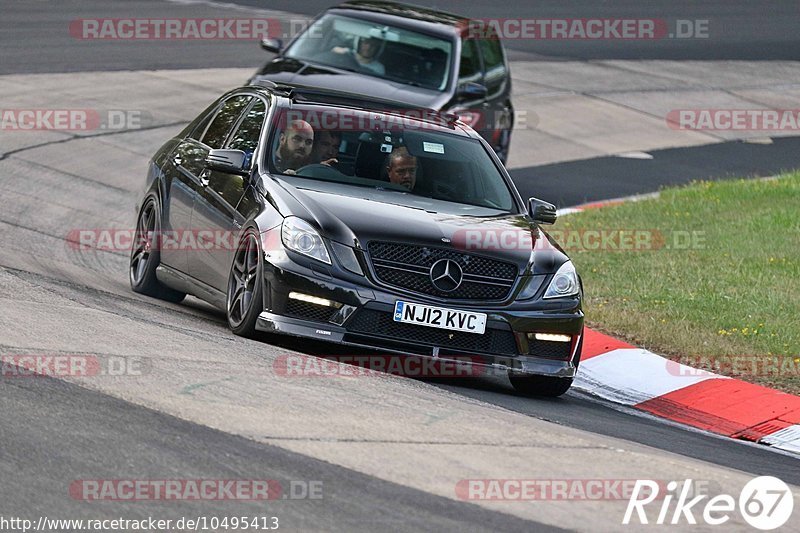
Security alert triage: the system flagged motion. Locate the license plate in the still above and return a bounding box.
[393,301,487,335]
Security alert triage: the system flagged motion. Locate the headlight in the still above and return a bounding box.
[281,216,331,264]
[543,261,579,299]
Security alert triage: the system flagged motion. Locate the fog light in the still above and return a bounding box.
[288,292,340,308]
[528,333,571,343]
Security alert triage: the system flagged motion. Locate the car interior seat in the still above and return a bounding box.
[354,138,391,180]
[419,48,447,89]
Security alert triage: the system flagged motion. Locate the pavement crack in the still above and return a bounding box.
[0,217,130,258]
[8,157,132,194]
[180,378,237,395]
[0,121,185,161]
[0,265,231,339]
[582,91,726,143]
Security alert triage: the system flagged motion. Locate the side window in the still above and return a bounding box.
[479,38,504,73]
[188,108,216,141]
[478,38,507,97]
[458,39,481,81]
[202,95,252,149]
[227,99,267,155]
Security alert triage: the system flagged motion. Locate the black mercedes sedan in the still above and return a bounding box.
[130,83,583,396]
[250,1,515,164]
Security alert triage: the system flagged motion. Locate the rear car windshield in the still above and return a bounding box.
[267,107,517,212]
[285,13,453,91]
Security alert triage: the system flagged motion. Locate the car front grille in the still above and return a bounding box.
[346,308,519,356]
[367,242,517,300]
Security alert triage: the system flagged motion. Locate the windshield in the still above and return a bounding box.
[284,13,453,91]
[267,107,517,213]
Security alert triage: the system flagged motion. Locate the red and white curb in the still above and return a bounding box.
[559,189,800,454]
[556,192,660,217]
[574,328,800,454]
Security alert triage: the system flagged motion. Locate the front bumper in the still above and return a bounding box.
[256,248,584,378]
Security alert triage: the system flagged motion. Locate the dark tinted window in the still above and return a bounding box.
[202,95,251,149]
[459,39,480,79]
[268,108,515,213]
[479,36,507,97]
[228,99,267,154]
[479,38,504,71]
[284,13,453,91]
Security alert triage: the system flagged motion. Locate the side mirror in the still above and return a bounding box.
[528,197,557,225]
[457,82,488,100]
[206,149,249,176]
[260,38,283,54]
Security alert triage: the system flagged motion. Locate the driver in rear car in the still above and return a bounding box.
[386,146,418,191]
[275,119,314,174]
[333,36,385,76]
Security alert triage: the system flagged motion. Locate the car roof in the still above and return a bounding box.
[243,82,475,137]
[330,1,468,37]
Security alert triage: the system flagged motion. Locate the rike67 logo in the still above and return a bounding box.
[623,476,794,529]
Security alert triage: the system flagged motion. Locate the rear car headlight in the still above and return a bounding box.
[281,216,331,264]
[543,261,579,299]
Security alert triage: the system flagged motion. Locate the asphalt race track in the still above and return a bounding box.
[1,1,799,531]
[5,0,800,72]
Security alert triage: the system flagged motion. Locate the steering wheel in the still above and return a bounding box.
[433,182,459,202]
[294,163,345,180]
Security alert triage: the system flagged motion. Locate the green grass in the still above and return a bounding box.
[553,172,800,393]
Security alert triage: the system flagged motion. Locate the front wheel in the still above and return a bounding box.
[227,230,264,338]
[509,374,573,397]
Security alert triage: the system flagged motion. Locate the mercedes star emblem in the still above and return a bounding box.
[429,259,463,292]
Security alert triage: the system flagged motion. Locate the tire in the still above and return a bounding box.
[226,230,264,338]
[509,374,573,397]
[496,106,513,165]
[129,196,186,303]
[497,130,511,165]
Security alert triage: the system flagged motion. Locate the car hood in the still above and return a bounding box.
[251,58,450,110]
[269,178,566,274]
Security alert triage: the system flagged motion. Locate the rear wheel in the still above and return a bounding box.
[494,129,511,165]
[129,196,186,303]
[227,230,263,338]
